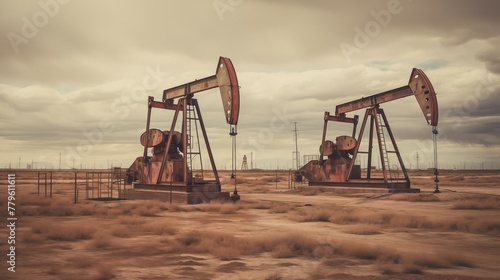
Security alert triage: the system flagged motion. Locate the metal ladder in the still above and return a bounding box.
[186,104,203,175]
[377,113,393,182]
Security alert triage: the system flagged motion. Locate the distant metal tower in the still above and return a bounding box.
[241,155,248,170]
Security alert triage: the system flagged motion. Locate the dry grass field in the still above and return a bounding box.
[0,169,499,279]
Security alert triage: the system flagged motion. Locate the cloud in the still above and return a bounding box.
[476,37,500,74]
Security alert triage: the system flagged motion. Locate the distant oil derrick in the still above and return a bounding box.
[241,155,248,170]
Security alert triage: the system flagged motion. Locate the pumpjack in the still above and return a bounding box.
[126,57,240,203]
[300,68,439,192]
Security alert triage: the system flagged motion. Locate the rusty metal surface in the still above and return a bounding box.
[335,85,413,116]
[163,75,218,101]
[127,56,240,200]
[335,135,356,151]
[409,68,438,126]
[160,56,240,126]
[302,68,437,192]
[335,68,438,127]
[140,129,164,147]
[325,112,358,124]
[319,140,335,156]
[216,56,240,125]
[128,129,184,185]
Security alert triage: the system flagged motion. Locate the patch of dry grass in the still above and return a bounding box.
[75,202,109,216]
[264,272,282,280]
[269,202,295,213]
[18,195,53,207]
[443,215,500,233]
[165,201,243,214]
[131,203,161,216]
[19,197,112,217]
[338,243,400,262]
[250,232,323,258]
[143,222,177,235]
[118,216,147,225]
[375,249,476,275]
[406,250,475,269]
[246,200,272,210]
[378,264,397,275]
[440,251,475,267]
[257,175,282,185]
[402,264,424,274]
[22,232,45,243]
[271,243,296,258]
[293,207,335,222]
[175,230,323,260]
[308,265,331,280]
[451,194,500,210]
[176,231,202,247]
[289,204,500,234]
[89,232,115,249]
[109,225,131,238]
[46,265,61,275]
[449,175,466,182]
[104,200,166,216]
[342,225,382,235]
[106,203,137,216]
[406,253,452,269]
[95,263,114,280]
[389,193,440,202]
[217,203,240,214]
[211,246,241,260]
[37,199,75,216]
[68,255,96,269]
[32,222,96,241]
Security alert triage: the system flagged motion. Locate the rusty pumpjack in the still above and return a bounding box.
[126,57,240,203]
[300,68,439,192]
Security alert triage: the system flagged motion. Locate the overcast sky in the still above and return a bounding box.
[1,0,499,170]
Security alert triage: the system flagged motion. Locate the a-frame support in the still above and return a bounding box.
[153,97,221,191]
[347,106,410,188]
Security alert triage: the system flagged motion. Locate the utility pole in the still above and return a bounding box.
[250,152,253,169]
[416,152,419,170]
[59,152,61,170]
[293,122,300,170]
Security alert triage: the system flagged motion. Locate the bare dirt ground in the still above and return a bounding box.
[0,169,499,280]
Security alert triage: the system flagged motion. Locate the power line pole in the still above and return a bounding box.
[416,152,419,170]
[293,122,300,170]
[250,152,253,169]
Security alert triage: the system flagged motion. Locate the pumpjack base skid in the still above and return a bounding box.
[127,182,230,204]
[308,179,420,193]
